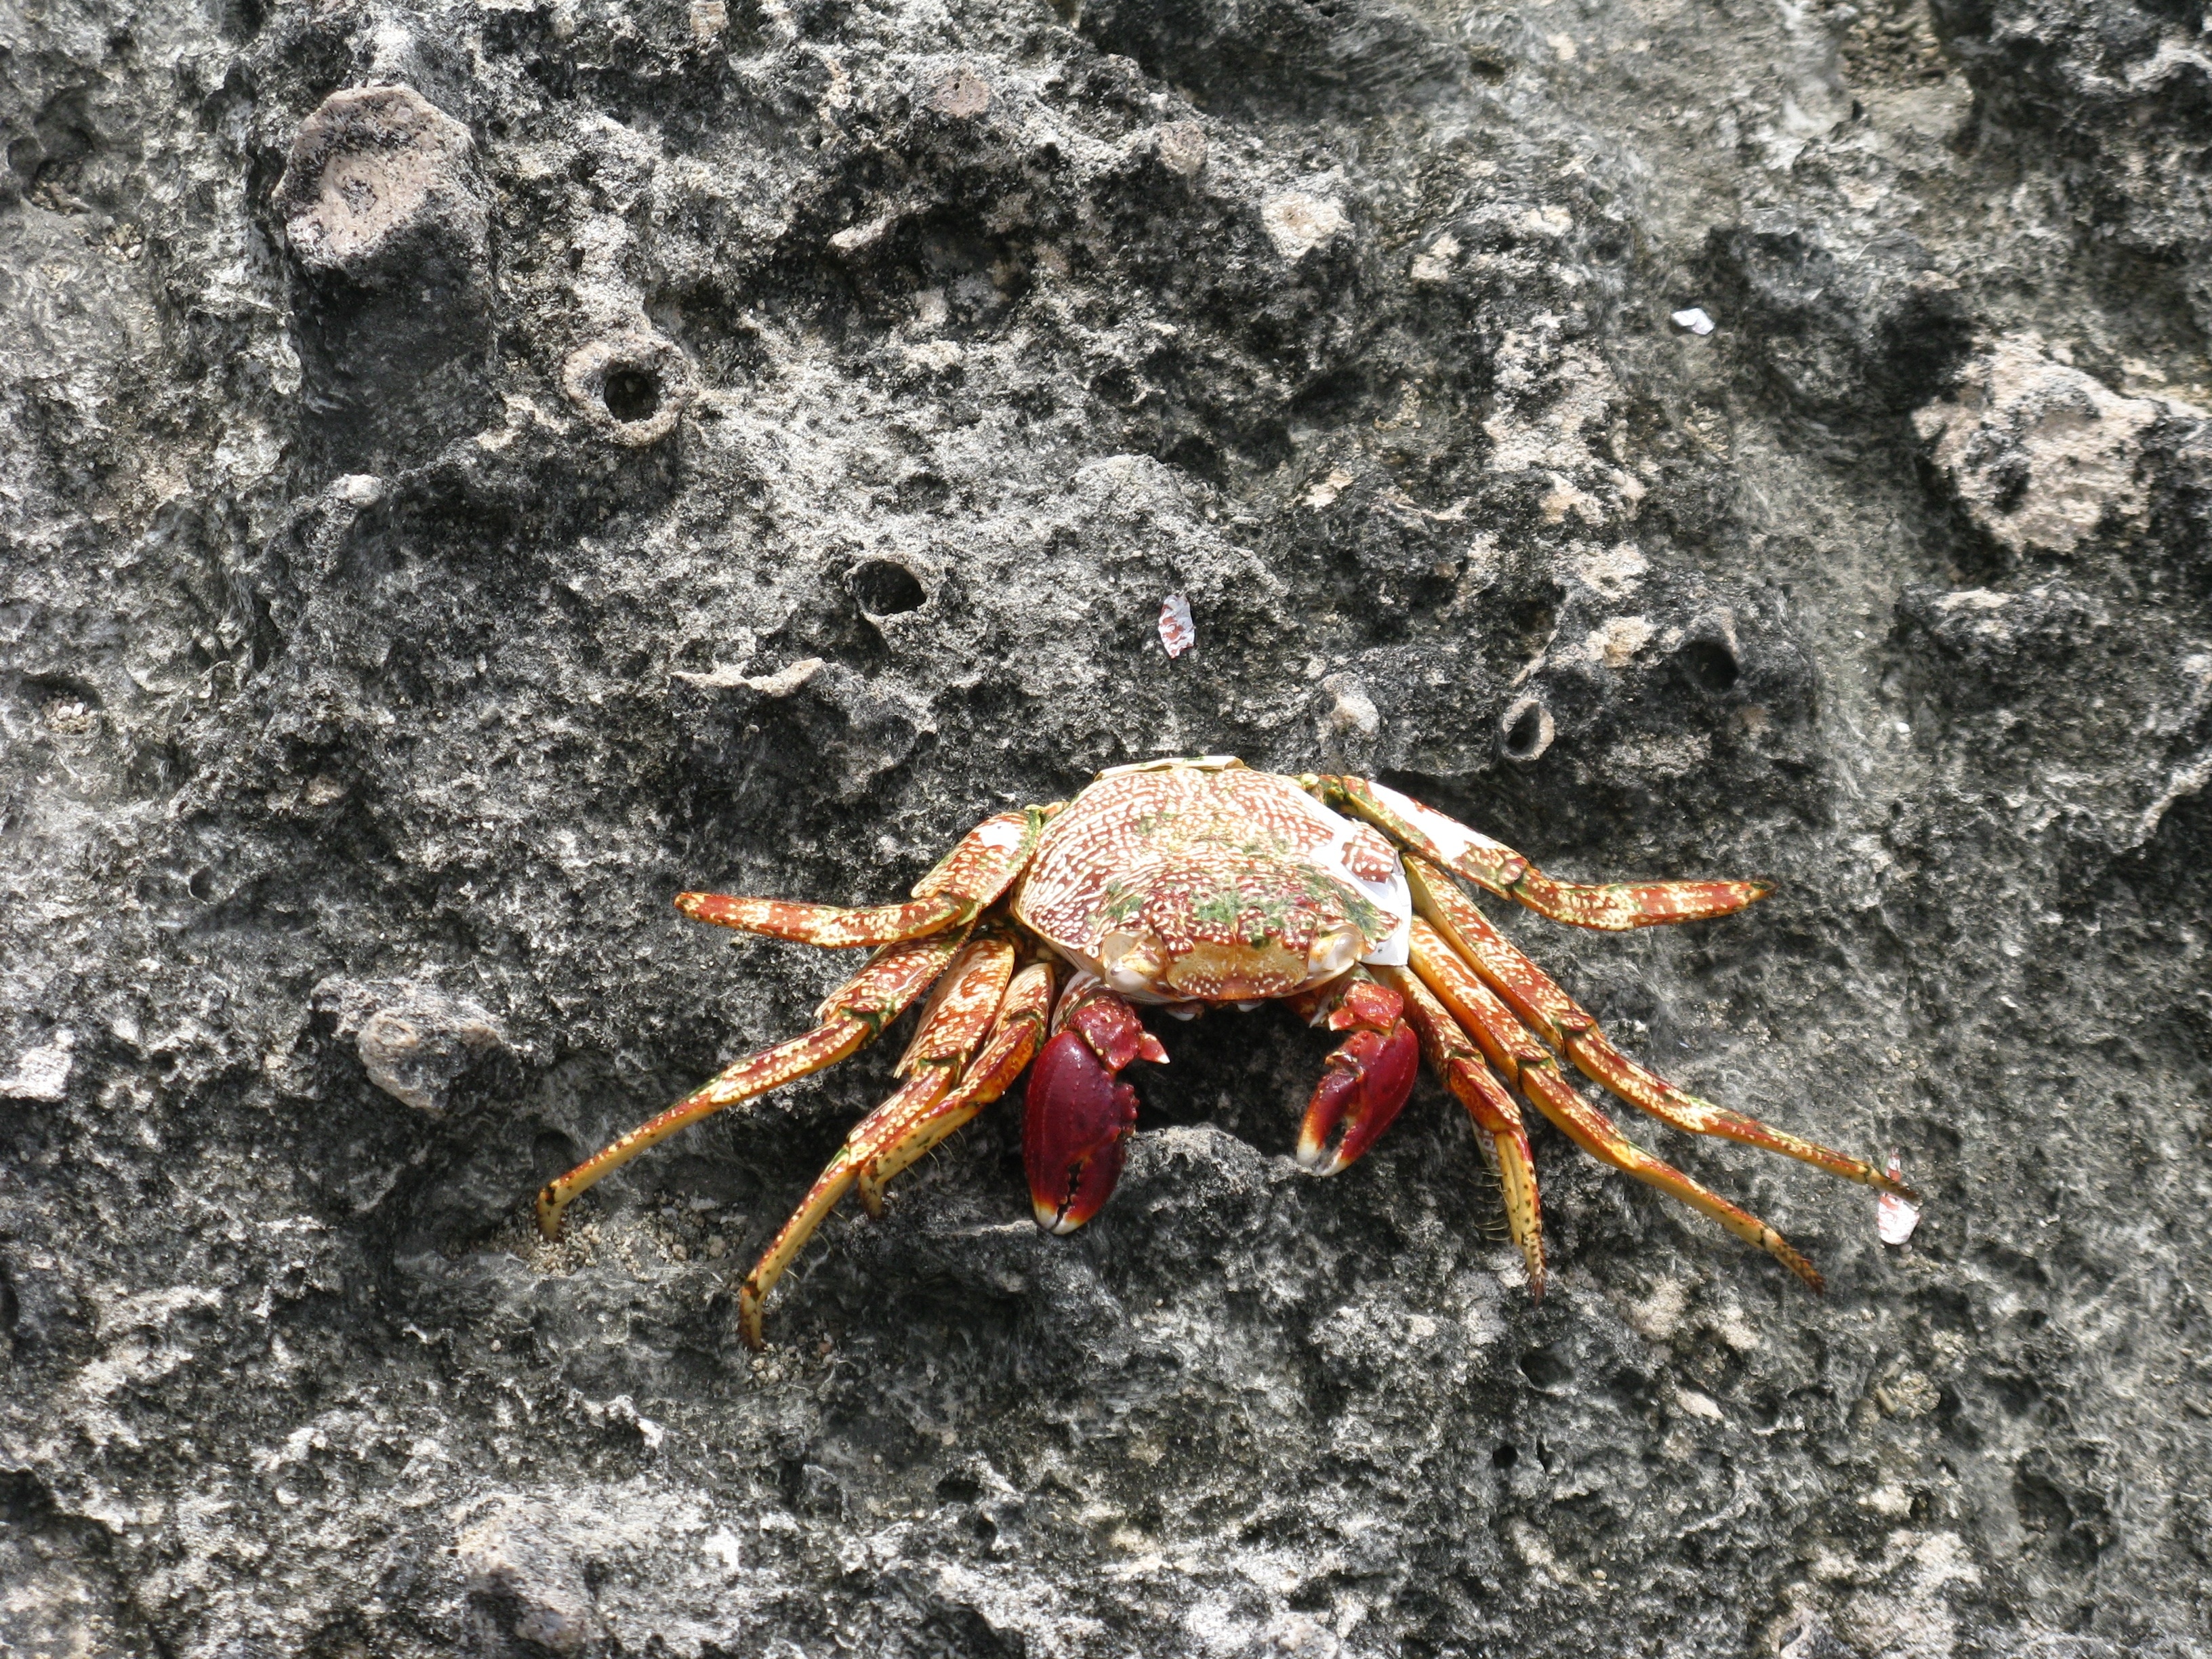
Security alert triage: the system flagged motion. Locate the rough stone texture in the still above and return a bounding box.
[3,0,2210,1654]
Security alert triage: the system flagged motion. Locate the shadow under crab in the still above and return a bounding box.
[535,757,1917,1347]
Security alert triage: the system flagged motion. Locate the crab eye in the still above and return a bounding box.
[1098,930,1166,996]
[1306,923,1365,979]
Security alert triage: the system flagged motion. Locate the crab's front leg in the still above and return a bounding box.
[678,808,1047,946]
[1286,970,1420,1177]
[1024,975,1167,1233]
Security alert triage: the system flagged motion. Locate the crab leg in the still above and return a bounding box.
[1395,912,1820,1287]
[737,928,1019,1348]
[855,959,1055,1214]
[1404,859,1915,1200]
[535,930,966,1241]
[1371,962,1545,1295]
[1322,775,1771,931]
[1515,1062,1825,1290]
[676,809,1044,947]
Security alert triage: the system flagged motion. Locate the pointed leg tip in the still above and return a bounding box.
[738,1290,766,1351]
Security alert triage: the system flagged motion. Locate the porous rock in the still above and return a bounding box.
[2,0,2209,1655]
[276,84,487,283]
[276,80,495,468]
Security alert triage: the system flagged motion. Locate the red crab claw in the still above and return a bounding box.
[1024,1028,1140,1235]
[1296,1019,1420,1176]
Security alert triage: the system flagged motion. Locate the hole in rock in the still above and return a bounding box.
[1500,697,1555,763]
[935,1470,983,1504]
[1492,1441,1518,1469]
[851,559,928,616]
[1518,1343,1574,1390]
[187,868,216,901]
[1681,636,1742,693]
[602,367,661,424]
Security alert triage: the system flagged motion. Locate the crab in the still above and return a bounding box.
[536,757,1917,1349]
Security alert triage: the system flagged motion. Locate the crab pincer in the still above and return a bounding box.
[1025,977,1165,1234]
[1291,972,1420,1176]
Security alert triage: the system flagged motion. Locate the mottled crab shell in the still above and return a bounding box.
[1011,757,1414,1003]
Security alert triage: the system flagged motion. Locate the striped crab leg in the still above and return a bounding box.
[1370,960,1546,1295]
[536,930,968,1240]
[737,927,1021,1349]
[1396,912,1826,1290]
[855,958,1056,1215]
[542,808,1054,1245]
[676,809,1046,946]
[1404,859,1915,1201]
[1319,775,1771,931]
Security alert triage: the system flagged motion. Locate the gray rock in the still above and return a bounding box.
[2,0,2209,1654]
[313,977,507,1113]
[276,77,495,468]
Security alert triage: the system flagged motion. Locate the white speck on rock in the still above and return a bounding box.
[1879,1151,1922,1244]
[743,657,826,698]
[925,63,992,119]
[1262,192,1347,260]
[1158,593,1196,658]
[1671,306,1716,335]
[1319,674,1379,738]
[702,1529,744,1572]
[1410,233,1459,283]
[1574,541,1648,596]
[1,1034,73,1101]
[1152,120,1208,177]
[1304,468,1354,509]
[1585,615,1656,669]
[1675,1387,1725,1422]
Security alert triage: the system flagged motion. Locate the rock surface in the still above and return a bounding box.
[3,0,2210,1655]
